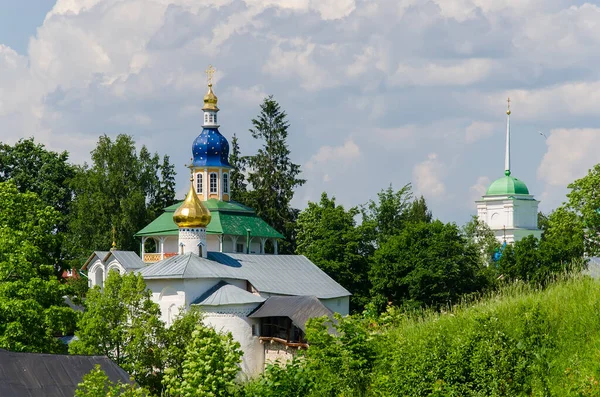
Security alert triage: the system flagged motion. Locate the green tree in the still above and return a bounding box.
[541,207,585,269]
[565,164,600,255]
[163,308,203,385]
[229,133,247,202]
[245,96,306,253]
[462,216,501,267]
[361,184,414,246]
[70,271,165,392]
[163,323,242,397]
[240,358,314,397]
[369,220,484,311]
[405,195,433,224]
[304,314,377,396]
[0,181,77,353]
[67,134,175,261]
[75,365,147,397]
[0,138,76,273]
[296,193,371,311]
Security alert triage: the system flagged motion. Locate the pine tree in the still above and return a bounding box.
[228,133,247,202]
[246,96,306,253]
[156,154,177,210]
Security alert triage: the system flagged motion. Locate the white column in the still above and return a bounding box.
[141,236,146,261]
[273,239,278,255]
[219,168,223,200]
[231,235,239,253]
[160,237,165,260]
[260,238,267,254]
[218,235,223,252]
[204,168,208,201]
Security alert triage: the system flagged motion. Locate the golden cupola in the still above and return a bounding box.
[173,178,211,228]
[202,83,219,111]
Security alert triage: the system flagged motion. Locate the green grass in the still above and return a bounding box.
[370,275,600,396]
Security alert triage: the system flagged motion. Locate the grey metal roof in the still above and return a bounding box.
[248,295,333,332]
[82,251,109,270]
[103,251,144,270]
[0,349,131,397]
[192,281,266,306]
[138,252,351,299]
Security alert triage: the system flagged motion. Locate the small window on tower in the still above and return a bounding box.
[223,173,229,194]
[210,173,218,193]
[204,114,208,123]
[196,173,203,194]
[214,114,217,123]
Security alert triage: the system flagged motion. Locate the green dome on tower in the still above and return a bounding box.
[486,171,529,195]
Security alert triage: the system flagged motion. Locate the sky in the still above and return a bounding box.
[2,0,600,226]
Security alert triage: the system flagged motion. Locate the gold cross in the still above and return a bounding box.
[205,65,216,85]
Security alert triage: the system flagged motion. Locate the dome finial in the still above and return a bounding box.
[111,226,117,251]
[505,97,511,176]
[205,65,216,86]
[202,65,219,111]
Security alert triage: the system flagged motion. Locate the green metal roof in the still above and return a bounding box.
[486,175,530,196]
[135,199,284,239]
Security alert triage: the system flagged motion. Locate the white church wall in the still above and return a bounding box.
[207,235,220,251]
[163,236,179,254]
[145,279,187,325]
[202,307,264,377]
[321,296,350,316]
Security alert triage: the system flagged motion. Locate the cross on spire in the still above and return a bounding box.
[507,97,511,115]
[205,65,216,86]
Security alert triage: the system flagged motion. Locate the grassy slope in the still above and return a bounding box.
[371,276,600,396]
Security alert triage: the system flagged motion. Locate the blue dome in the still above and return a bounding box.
[192,128,230,167]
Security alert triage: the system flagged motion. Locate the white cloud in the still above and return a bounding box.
[305,139,360,170]
[537,128,600,188]
[390,59,494,87]
[413,153,446,199]
[465,121,494,144]
[469,176,490,202]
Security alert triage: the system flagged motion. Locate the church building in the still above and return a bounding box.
[476,100,542,243]
[84,67,350,376]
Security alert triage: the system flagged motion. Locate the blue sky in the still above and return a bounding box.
[2,0,600,226]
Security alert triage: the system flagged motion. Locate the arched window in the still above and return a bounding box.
[196,173,203,193]
[222,173,229,194]
[210,173,218,193]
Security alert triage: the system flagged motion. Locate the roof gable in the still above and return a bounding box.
[82,251,109,270]
[103,251,144,271]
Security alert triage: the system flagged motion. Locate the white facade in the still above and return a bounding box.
[476,194,542,243]
[179,227,207,258]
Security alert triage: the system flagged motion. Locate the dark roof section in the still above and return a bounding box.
[0,350,131,397]
[249,295,333,332]
[191,281,265,306]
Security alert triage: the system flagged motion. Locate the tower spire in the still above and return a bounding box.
[505,97,511,177]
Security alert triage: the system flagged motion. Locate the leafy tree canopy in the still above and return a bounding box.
[296,193,372,311]
[369,220,485,311]
[70,271,165,392]
[163,323,242,397]
[0,181,77,353]
[67,134,175,262]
